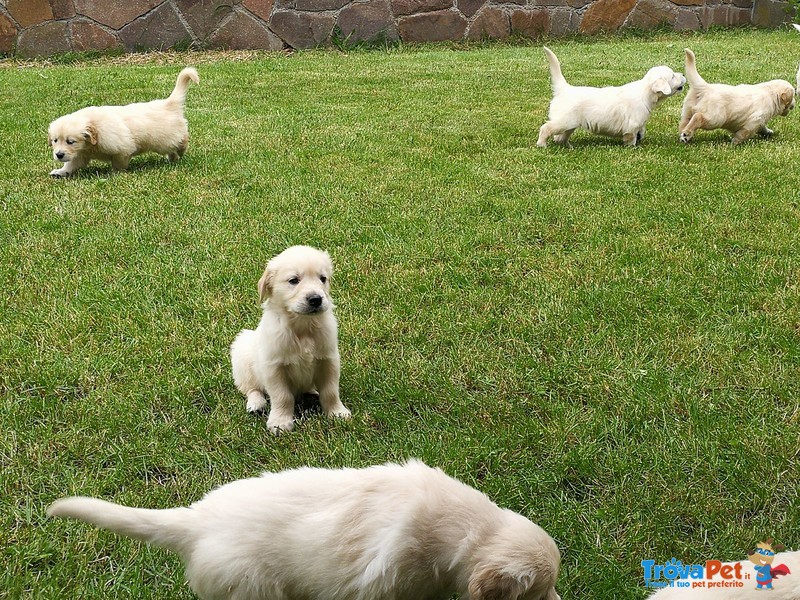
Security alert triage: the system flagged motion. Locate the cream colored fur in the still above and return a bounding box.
[537,46,686,148]
[230,245,350,433]
[47,461,562,600]
[648,551,800,599]
[679,48,796,145]
[48,67,199,177]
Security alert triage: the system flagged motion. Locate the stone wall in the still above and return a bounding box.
[0,0,793,58]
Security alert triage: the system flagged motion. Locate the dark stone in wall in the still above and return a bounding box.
[17,20,70,58]
[338,0,398,43]
[119,3,190,52]
[270,10,335,48]
[208,9,284,49]
[398,10,468,42]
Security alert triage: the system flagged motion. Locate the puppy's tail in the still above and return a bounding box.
[167,67,200,105]
[542,47,568,95]
[683,48,707,90]
[48,496,196,555]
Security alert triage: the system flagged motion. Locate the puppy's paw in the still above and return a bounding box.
[246,392,267,413]
[679,132,692,144]
[49,168,69,178]
[760,127,774,137]
[327,405,352,420]
[267,415,295,434]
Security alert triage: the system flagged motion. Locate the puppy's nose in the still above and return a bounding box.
[56,151,65,160]
[307,294,322,308]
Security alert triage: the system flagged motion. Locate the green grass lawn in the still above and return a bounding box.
[2,28,799,599]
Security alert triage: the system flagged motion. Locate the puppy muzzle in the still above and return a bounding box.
[293,294,328,314]
[55,151,68,162]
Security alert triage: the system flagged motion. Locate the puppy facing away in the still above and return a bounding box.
[647,551,800,599]
[230,245,350,433]
[48,461,561,600]
[679,48,795,144]
[48,67,199,177]
[537,46,686,148]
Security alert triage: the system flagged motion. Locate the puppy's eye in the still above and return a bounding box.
[320,275,327,284]
[66,139,75,145]
[288,277,300,285]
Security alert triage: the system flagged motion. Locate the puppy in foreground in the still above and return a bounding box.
[537,46,685,148]
[647,551,799,599]
[679,48,795,145]
[48,461,562,600]
[48,67,199,177]
[230,245,350,432]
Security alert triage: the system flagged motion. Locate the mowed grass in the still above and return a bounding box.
[1,28,799,598]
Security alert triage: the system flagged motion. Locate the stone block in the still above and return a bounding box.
[391,0,452,16]
[670,0,703,5]
[17,20,70,57]
[7,0,53,28]
[510,8,549,38]
[297,0,350,10]
[71,19,120,51]
[624,0,676,29]
[243,0,275,21]
[397,9,467,41]
[338,0,398,42]
[0,12,17,54]
[208,8,283,49]
[269,10,335,48]
[752,0,791,27]
[674,7,700,30]
[549,7,580,35]
[457,0,484,18]
[467,7,509,40]
[50,0,76,19]
[580,0,636,34]
[74,0,163,30]
[174,0,235,40]
[119,3,190,51]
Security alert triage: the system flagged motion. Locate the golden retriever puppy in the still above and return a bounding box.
[48,461,562,600]
[537,46,685,148]
[679,49,795,145]
[48,67,199,177]
[230,245,350,433]
[646,551,800,599]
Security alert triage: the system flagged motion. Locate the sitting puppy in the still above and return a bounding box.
[48,67,199,177]
[679,48,795,144]
[48,461,562,600]
[537,46,685,148]
[230,245,350,432]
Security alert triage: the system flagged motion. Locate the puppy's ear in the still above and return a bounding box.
[468,568,526,600]
[47,133,53,147]
[84,123,98,146]
[257,264,274,303]
[779,88,795,109]
[651,78,672,96]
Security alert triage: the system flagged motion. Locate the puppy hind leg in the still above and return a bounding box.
[230,329,266,413]
[168,134,189,162]
[731,127,757,145]
[758,125,774,137]
[622,132,638,147]
[680,113,705,143]
[553,129,575,148]
[537,122,555,148]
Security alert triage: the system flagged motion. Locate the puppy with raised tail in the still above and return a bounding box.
[48,461,562,600]
[230,245,350,433]
[48,67,199,177]
[679,48,796,145]
[537,46,685,148]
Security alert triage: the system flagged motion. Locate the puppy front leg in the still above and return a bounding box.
[622,132,638,147]
[265,368,296,433]
[758,125,775,137]
[315,358,350,420]
[111,155,131,171]
[537,122,554,148]
[50,155,88,178]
